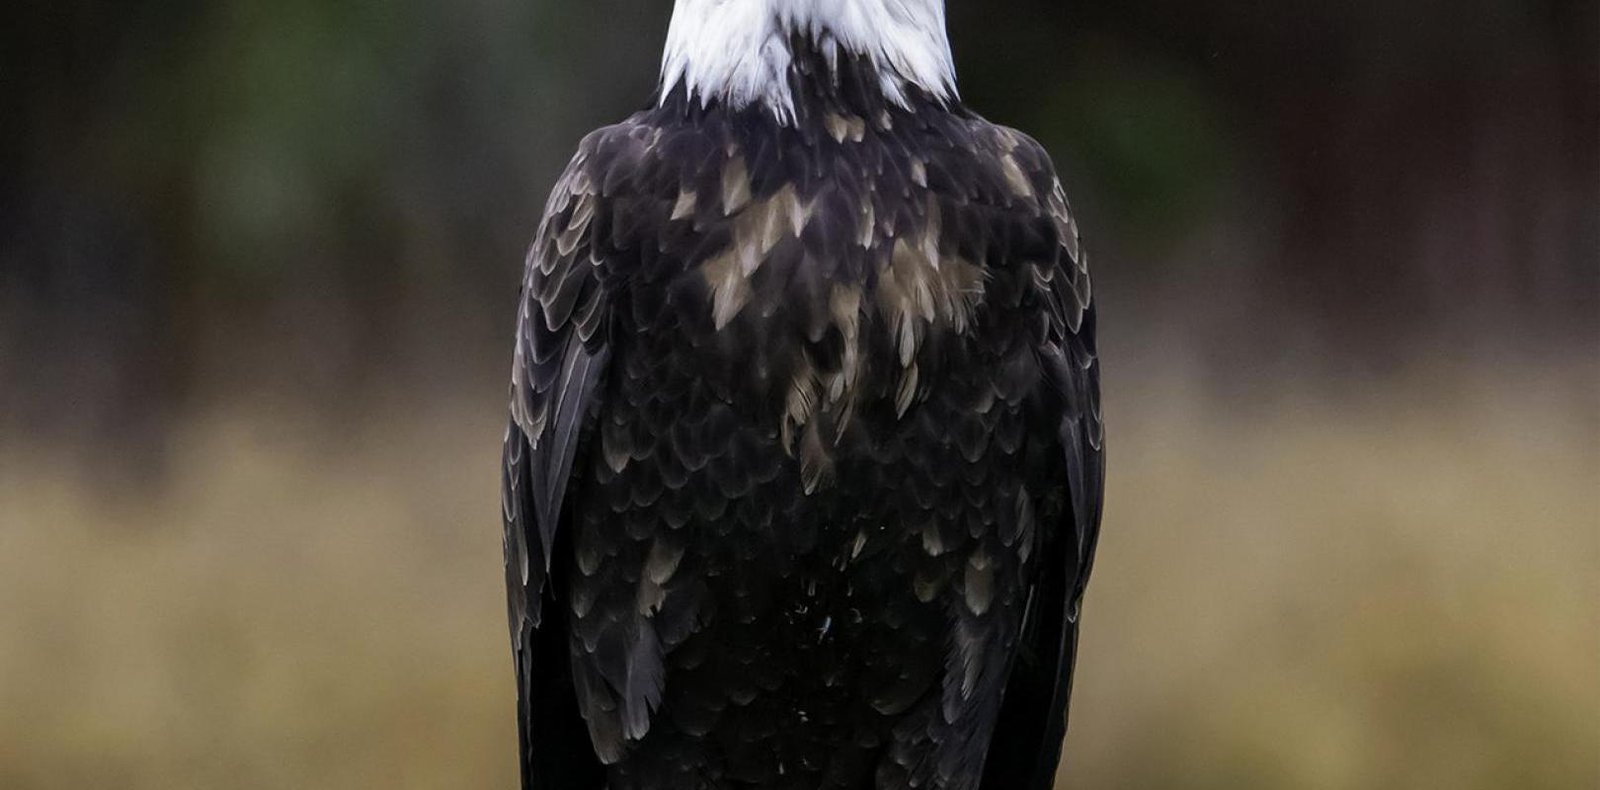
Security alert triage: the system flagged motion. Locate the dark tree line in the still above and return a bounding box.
[2,0,1595,460]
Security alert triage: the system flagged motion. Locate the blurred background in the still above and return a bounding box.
[1,0,1595,787]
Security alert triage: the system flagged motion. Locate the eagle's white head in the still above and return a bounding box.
[659,0,959,123]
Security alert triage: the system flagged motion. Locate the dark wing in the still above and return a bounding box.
[502,134,615,789]
[981,140,1106,790]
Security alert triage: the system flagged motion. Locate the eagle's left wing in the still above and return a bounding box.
[502,131,616,790]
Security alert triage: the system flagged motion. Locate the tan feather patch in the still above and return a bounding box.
[636,577,667,615]
[1001,154,1035,199]
[876,237,986,371]
[671,189,697,221]
[702,182,818,329]
[702,249,752,330]
[825,113,867,144]
[721,155,751,215]
[826,284,863,407]
[732,184,810,275]
[799,423,833,495]
[782,352,821,450]
[895,362,920,417]
[857,201,876,249]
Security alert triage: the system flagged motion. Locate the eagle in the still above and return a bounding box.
[501,2,1104,788]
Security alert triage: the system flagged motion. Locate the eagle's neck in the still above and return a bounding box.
[658,0,959,125]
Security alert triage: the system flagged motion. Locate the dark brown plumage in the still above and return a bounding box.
[503,35,1102,790]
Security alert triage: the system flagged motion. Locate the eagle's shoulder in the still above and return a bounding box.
[949,117,1091,326]
[944,117,1071,214]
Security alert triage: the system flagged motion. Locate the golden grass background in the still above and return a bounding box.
[3,363,1593,789]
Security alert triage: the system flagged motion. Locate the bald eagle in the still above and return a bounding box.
[501,2,1104,788]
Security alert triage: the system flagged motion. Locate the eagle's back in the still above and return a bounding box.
[506,86,1101,790]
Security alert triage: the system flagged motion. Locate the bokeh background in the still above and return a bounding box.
[2,1,1596,788]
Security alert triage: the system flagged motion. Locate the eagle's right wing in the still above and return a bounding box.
[980,136,1106,790]
[502,132,615,790]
